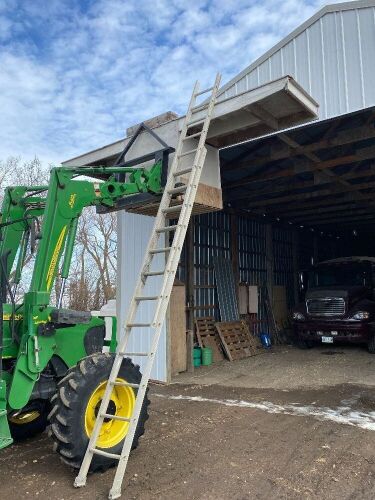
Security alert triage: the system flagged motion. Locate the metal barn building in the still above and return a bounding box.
[64,0,375,382]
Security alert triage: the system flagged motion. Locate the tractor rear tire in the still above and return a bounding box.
[9,400,49,441]
[48,352,149,472]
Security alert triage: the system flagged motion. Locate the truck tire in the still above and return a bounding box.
[9,400,49,441]
[48,352,149,472]
[367,335,375,354]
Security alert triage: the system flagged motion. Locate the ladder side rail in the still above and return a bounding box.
[74,80,201,485]
[109,75,221,498]
[75,74,222,498]
[109,76,221,496]
[109,146,208,498]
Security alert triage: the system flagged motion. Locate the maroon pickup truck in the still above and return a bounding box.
[292,257,375,353]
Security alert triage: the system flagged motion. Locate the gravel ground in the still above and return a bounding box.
[2,347,375,499]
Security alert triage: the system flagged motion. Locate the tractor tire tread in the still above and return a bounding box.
[48,353,149,472]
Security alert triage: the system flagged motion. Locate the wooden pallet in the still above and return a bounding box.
[195,317,224,362]
[215,320,262,361]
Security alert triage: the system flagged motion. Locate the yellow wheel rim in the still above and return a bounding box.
[84,378,135,449]
[9,411,41,425]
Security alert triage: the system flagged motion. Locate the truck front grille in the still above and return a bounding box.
[306,297,345,316]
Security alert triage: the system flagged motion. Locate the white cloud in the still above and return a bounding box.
[0,0,335,165]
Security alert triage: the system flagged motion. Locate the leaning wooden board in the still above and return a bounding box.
[195,317,224,362]
[215,320,262,361]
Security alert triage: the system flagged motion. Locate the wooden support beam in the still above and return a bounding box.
[290,207,375,222]
[246,103,279,130]
[186,219,195,331]
[223,122,375,173]
[263,194,375,215]
[234,181,375,208]
[225,168,375,203]
[312,214,375,226]
[266,224,274,304]
[226,153,359,188]
[292,231,299,306]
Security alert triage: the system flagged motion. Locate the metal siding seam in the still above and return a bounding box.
[320,18,328,117]
[340,11,350,112]
[306,28,312,95]
[293,39,297,82]
[356,9,366,108]
[334,12,343,114]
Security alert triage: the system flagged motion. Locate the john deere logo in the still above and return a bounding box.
[69,193,77,208]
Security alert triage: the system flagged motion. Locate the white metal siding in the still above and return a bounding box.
[117,212,167,382]
[222,5,375,120]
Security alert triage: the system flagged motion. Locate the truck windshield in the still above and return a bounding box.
[308,264,372,288]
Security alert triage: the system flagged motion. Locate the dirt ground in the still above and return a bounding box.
[2,346,375,499]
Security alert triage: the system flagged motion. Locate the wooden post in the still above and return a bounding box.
[292,230,299,306]
[230,213,240,302]
[186,330,194,373]
[266,224,274,304]
[186,218,195,331]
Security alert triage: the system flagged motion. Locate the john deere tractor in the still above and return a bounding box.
[0,127,172,470]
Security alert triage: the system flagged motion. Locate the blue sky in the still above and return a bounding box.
[0,0,337,165]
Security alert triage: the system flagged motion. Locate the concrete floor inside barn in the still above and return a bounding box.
[2,346,375,499]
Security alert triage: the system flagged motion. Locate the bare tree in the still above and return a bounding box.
[1,156,118,311]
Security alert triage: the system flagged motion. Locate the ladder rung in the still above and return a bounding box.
[135,295,159,301]
[149,247,171,254]
[91,449,121,460]
[111,381,140,389]
[183,131,202,140]
[143,270,165,276]
[174,167,193,177]
[195,86,213,96]
[163,204,183,214]
[156,224,178,233]
[101,413,131,422]
[127,323,152,327]
[178,148,197,158]
[168,185,187,195]
[122,352,149,357]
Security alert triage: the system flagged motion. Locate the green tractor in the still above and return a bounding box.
[0,128,172,470]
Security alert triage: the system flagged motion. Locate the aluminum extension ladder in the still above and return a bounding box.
[74,72,221,499]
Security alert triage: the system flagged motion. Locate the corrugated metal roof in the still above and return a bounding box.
[219,0,375,120]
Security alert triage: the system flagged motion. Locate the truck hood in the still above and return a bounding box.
[306,286,369,301]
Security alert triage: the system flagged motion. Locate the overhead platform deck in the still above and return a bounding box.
[63,75,318,168]
[62,75,317,217]
[221,106,375,234]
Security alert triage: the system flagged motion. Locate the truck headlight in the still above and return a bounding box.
[292,312,305,321]
[350,311,370,320]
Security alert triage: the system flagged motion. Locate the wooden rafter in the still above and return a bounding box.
[222,120,375,174]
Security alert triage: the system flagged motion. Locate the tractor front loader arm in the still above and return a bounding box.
[8,158,167,410]
[0,186,45,279]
